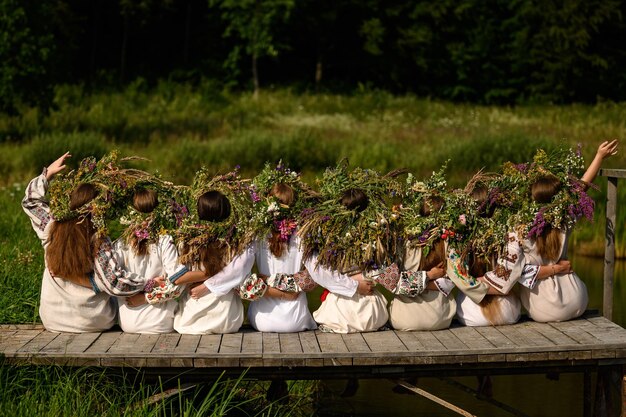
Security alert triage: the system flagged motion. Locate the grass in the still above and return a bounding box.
[0,365,319,417]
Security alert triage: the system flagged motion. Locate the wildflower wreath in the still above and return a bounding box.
[176,166,253,267]
[48,151,153,239]
[119,179,190,251]
[399,163,475,257]
[503,145,593,239]
[248,161,316,243]
[298,160,403,273]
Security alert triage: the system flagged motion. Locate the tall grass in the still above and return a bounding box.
[0,365,318,417]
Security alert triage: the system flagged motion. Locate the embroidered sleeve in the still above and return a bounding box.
[519,264,540,289]
[434,277,455,297]
[237,273,268,300]
[446,248,489,303]
[304,256,358,297]
[395,270,427,297]
[483,232,525,294]
[294,269,318,292]
[204,244,255,296]
[92,238,148,296]
[22,171,52,241]
[370,263,400,293]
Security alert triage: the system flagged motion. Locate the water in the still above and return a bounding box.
[315,255,623,417]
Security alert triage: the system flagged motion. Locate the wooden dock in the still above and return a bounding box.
[3,313,626,415]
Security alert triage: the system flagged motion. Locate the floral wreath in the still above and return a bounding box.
[398,162,474,257]
[502,145,593,239]
[175,166,253,267]
[298,160,402,273]
[48,151,153,239]
[248,161,316,244]
[119,179,190,250]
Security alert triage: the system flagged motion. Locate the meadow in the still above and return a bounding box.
[1,83,626,415]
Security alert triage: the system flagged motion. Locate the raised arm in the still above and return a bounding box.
[581,140,618,187]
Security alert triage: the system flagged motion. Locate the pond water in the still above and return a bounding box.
[315,255,623,417]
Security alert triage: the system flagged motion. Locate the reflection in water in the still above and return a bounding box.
[315,256,623,417]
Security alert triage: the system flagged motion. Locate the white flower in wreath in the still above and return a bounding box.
[267,202,280,215]
[120,216,131,225]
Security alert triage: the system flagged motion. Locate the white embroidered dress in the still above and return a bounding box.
[306,257,389,333]
[519,230,588,322]
[173,245,255,334]
[389,245,456,331]
[114,235,188,334]
[248,236,316,332]
[455,232,528,327]
[22,173,148,333]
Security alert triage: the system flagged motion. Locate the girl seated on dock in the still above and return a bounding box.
[519,140,618,322]
[171,168,255,335]
[22,152,163,333]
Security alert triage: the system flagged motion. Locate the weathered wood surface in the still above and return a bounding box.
[2,314,626,371]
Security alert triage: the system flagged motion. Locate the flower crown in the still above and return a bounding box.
[48,151,152,239]
[120,179,190,249]
[176,166,253,267]
[248,161,316,243]
[298,161,401,273]
[399,162,472,255]
[503,145,592,239]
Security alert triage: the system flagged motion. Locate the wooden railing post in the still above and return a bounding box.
[599,168,626,321]
[604,175,618,320]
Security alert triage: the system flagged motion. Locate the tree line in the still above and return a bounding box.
[2,0,626,111]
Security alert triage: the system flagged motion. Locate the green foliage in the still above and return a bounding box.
[0,0,54,112]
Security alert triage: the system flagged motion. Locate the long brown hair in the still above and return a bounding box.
[129,188,158,256]
[419,196,446,270]
[268,183,296,258]
[469,253,504,325]
[46,183,100,284]
[531,175,563,262]
[196,190,231,276]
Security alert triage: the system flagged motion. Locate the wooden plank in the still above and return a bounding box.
[524,321,579,346]
[341,333,370,353]
[599,169,626,179]
[130,334,161,367]
[474,326,516,348]
[497,325,536,349]
[17,331,59,354]
[549,321,603,345]
[316,331,351,366]
[84,331,123,364]
[240,332,263,367]
[395,331,426,351]
[432,329,470,351]
[362,331,407,353]
[410,331,446,351]
[262,332,280,353]
[279,333,305,366]
[506,352,550,362]
[279,333,303,353]
[107,333,141,354]
[152,334,181,353]
[578,319,626,343]
[2,329,43,354]
[196,334,221,354]
[40,332,100,354]
[172,334,200,367]
[448,326,496,350]
[299,331,321,353]
[218,333,243,367]
[513,323,557,347]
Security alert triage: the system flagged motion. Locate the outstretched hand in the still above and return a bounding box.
[596,140,619,160]
[46,152,71,180]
